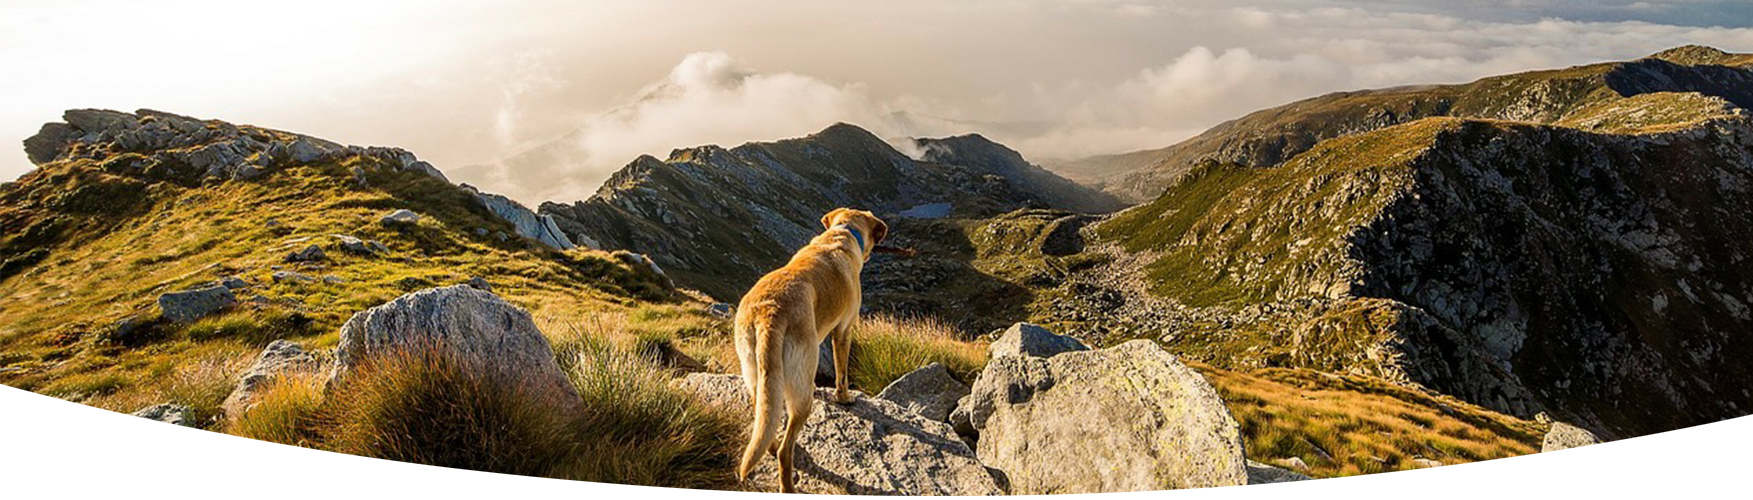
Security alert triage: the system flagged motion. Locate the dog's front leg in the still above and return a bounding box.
[831,325,855,404]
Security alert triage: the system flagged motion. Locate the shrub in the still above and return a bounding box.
[317,348,578,476]
[845,314,987,393]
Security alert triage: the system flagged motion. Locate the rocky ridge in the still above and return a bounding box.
[536,123,1118,300]
[1053,45,1753,202]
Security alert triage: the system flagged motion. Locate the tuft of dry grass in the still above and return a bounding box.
[1199,363,1541,477]
[845,314,986,393]
[317,348,579,477]
[224,372,325,446]
[556,345,742,488]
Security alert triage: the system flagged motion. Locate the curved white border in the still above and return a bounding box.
[1,384,1743,498]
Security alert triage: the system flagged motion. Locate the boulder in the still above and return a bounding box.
[960,340,1247,493]
[989,322,1088,359]
[218,276,250,290]
[673,373,1002,495]
[285,244,325,263]
[285,137,335,163]
[706,302,734,319]
[157,284,237,323]
[222,340,322,415]
[1246,460,1313,484]
[272,270,314,283]
[379,209,422,227]
[329,286,582,414]
[877,363,969,422]
[334,235,386,255]
[1542,422,1604,452]
[132,403,196,427]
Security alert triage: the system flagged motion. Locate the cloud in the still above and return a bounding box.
[457,52,925,203]
[7,0,1753,204]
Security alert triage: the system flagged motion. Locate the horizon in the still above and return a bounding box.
[5,0,1753,204]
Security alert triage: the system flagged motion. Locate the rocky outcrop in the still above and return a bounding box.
[22,109,449,184]
[875,363,968,422]
[462,184,583,250]
[223,340,322,415]
[132,403,196,427]
[1076,102,1753,436]
[989,322,1088,359]
[673,373,1002,495]
[156,284,237,323]
[958,339,1248,493]
[329,286,582,414]
[1542,422,1604,452]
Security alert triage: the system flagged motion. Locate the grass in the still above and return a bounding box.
[845,314,987,393]
[224,372,325,446]
[319,347,579,476]
[556,344,742,488]
[1200,363,1541,478]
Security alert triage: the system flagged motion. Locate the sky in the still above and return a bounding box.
[4,0,1752,203]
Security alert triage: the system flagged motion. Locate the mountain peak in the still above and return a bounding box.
[1645,44,1750,66]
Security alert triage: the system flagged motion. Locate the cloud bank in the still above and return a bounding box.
[6,1,1753,204]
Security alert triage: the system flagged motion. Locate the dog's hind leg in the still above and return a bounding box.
[777,369,814,494]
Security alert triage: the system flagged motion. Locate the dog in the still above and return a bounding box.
[733,208,889,493]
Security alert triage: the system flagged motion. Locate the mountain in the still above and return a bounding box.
[993,49,1753,438]
[537,123,1119,300]
[1053,45,1753,203]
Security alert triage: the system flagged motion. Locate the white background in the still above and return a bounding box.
[0,384,1740,498]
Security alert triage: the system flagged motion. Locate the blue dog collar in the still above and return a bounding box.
[833,224,865,249]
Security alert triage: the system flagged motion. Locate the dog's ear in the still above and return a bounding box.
[870,217,888,246]
[821,209,840,230]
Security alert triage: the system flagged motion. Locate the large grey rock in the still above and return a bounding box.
[989,322,1088,359]
[462,185,577,250]
[157,285,237,323]
[674,373,1002,495]
[329,286,582,413]
[877,363,969,422]
[223,340,322,415]
[960,339,1247,493]
[132,403,196,427]
[1246,460,1313,484]
[1542,422,1604,452]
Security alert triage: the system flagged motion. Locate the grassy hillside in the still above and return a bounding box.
[0,118,678,425]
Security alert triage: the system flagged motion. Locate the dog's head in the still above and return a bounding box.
[821,208,887,258]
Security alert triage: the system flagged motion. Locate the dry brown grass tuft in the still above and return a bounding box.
[224,372,325,446]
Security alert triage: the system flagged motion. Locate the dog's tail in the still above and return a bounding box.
[738,318,786,481]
